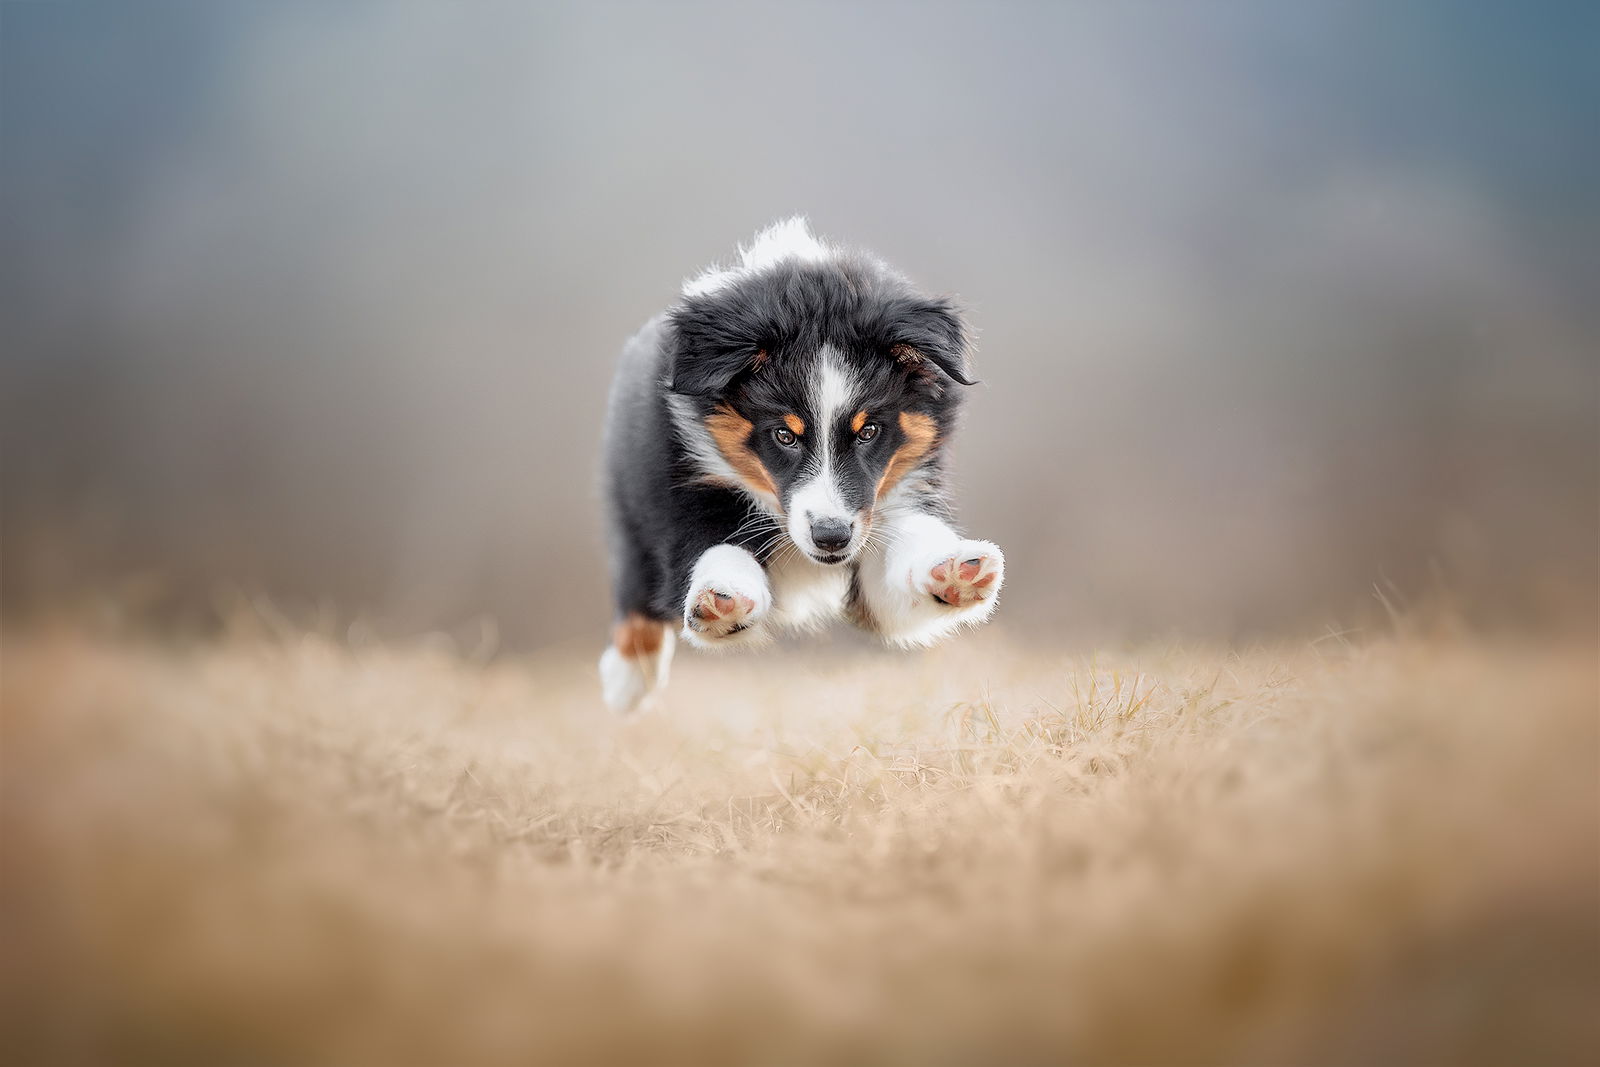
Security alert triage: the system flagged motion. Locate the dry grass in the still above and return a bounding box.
[3,624,1596,1065]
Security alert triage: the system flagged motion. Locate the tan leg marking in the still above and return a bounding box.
[612,613,665,659]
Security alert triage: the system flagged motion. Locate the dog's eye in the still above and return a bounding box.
[856,423,880,443]
[772,427,797,447]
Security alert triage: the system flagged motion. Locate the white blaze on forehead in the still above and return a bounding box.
[682,216,832,297]
[812,347,855,437]
[786,349,860,554]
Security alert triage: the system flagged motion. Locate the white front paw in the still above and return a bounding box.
[908,539,1004,613]
[681,544,772,648]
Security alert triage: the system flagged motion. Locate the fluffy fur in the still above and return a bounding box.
[600,218,1004,712]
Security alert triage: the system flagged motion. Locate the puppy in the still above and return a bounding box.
[599,218,1004,712]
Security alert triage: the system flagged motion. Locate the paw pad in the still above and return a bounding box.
[688,588,758,636]
[926,555,999,608]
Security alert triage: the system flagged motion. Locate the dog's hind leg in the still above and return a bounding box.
[600,516,674,713]
[600,613,675,714]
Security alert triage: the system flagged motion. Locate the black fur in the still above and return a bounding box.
[603,242,973,626]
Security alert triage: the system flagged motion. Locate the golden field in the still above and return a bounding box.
[3,622,1595,1065]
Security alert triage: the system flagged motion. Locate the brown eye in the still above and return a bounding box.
[856,423,880,443]
[772,427,797,447]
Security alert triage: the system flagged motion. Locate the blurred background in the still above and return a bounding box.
[3,0,1596,649]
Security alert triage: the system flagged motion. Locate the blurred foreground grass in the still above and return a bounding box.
[3,624,1596,1065]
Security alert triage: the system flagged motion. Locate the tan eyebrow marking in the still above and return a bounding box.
[875,411,938,500]
[783,413,805,435]
[851,410,868,434]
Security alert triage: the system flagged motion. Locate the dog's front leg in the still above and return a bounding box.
[680,544,773,649]
[857,509,1004,647]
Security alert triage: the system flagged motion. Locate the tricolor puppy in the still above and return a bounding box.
[599,218,1004,712]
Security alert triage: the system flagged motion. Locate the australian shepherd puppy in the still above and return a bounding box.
[599,218,1005,712]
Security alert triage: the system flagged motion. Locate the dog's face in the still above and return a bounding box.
[669,261,973,565]
[722,346,945,563]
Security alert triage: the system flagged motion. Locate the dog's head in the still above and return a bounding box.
[667,220,975,565]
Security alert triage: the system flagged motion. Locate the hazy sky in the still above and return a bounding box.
[3,2,1596,646]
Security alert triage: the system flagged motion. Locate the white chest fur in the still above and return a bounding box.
[765,549,852,632]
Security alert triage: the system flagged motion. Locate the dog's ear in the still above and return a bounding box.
[666,341,762,397]
[666,300,767,397]
[883,296,977,386]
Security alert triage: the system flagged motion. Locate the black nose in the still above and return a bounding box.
[809,517,853,554]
